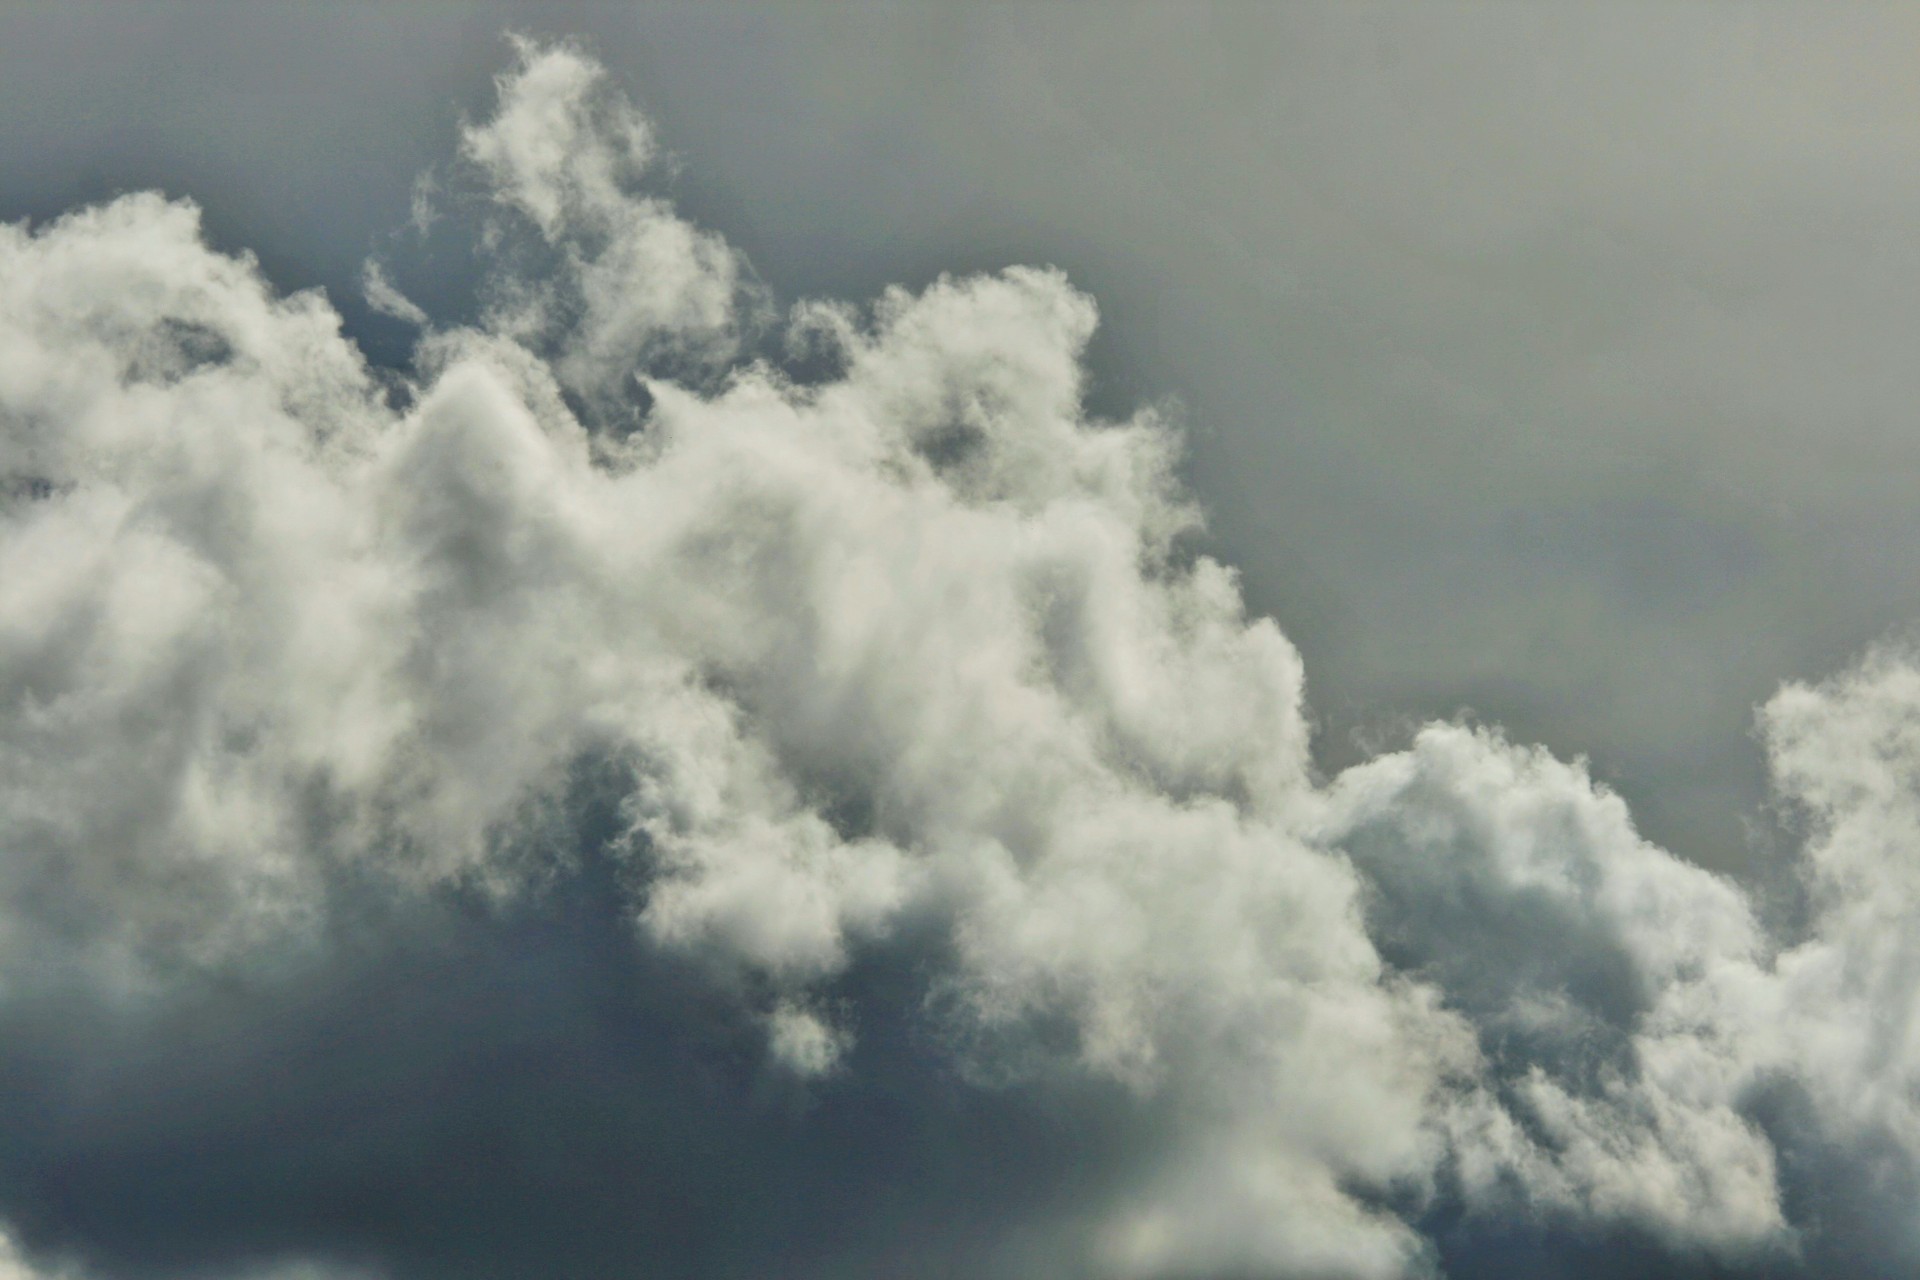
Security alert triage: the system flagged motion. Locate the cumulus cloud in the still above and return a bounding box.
[460,36,752,412]
[7,34,1920,1280]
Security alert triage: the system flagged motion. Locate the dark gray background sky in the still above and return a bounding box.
[7,0,1919,882]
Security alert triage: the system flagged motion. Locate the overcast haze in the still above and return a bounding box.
[6,5,1920,1279]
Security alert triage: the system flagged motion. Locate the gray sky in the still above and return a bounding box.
[8,5,1920,1278]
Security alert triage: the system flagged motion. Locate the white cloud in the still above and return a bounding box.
[0,1230,72,1280]
[1325,725,1787,1253]
[0,1228,375,1280]
[11,35,1920,1279]
[361,259,427,328]
[460,37,747,411]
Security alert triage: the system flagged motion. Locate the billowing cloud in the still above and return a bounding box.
[5,35,1920,1280]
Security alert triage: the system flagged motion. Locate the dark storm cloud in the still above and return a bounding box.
[0,838,1152,1280]
[8,17,1920,1280]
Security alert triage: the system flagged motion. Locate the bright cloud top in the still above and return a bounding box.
[3,38,1919,1280]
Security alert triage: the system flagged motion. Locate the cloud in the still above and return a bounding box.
[360,261,426,329]
[0,1228,76,1280]
[0,1227,376,1280]
[460,36,751,413]
[6,34,1920,1280]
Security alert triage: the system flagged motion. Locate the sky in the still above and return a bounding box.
[5,5,1920,1278]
